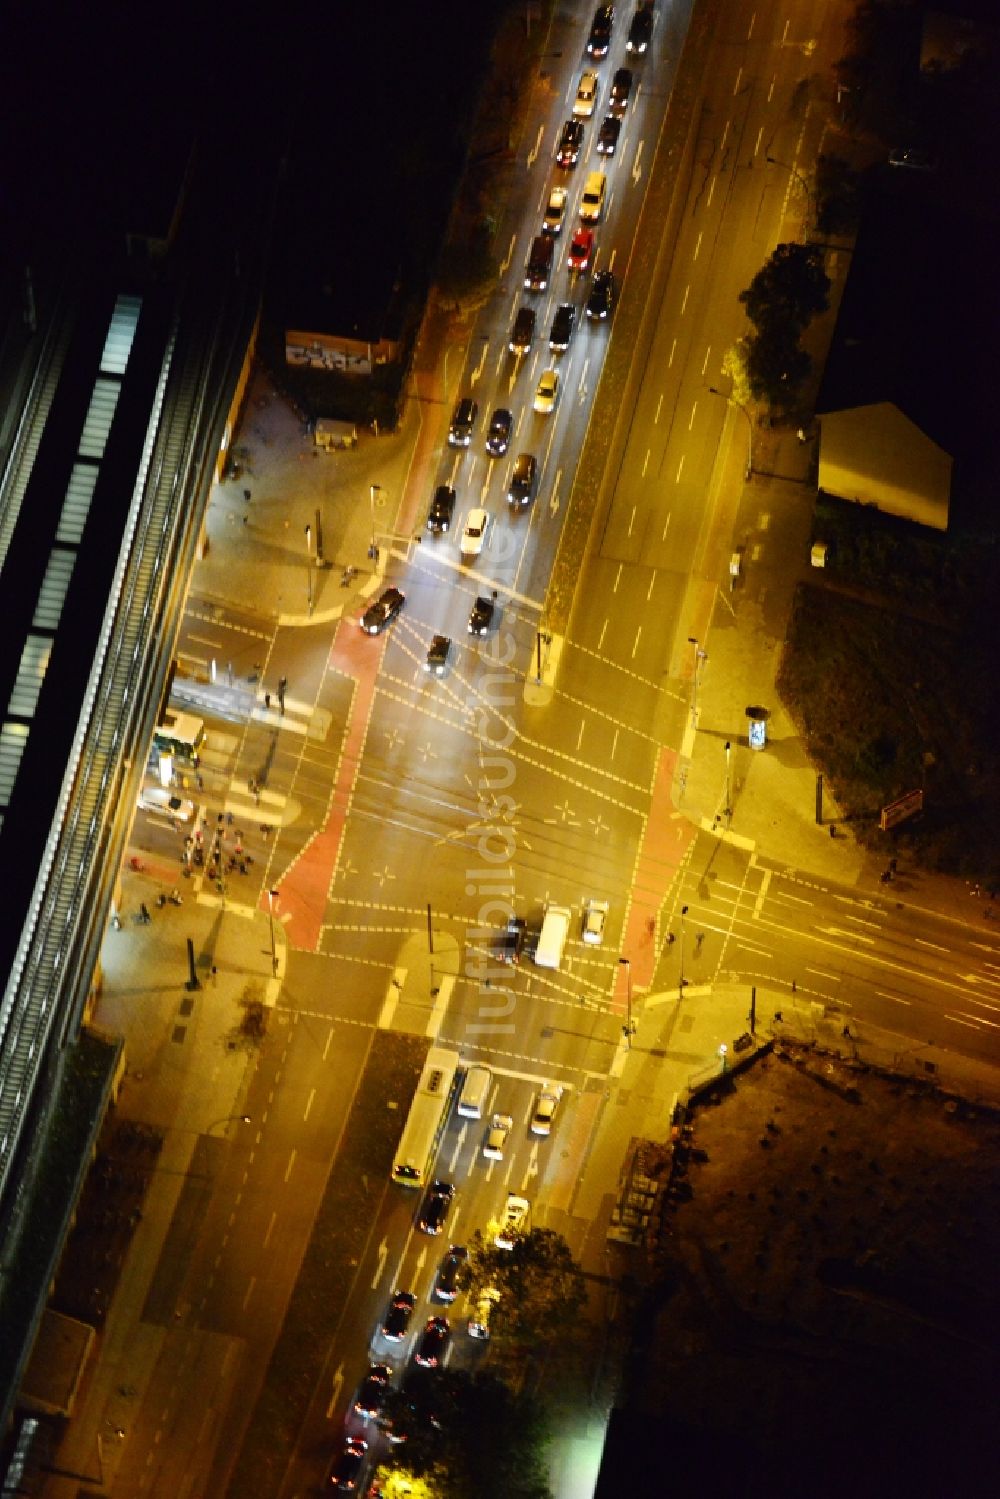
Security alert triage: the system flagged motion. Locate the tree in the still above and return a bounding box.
[739,243,830,334]
[815,154,861,237]
[722,340,752,408]
[746,323,811,408]
[380,1369,552,1499]
[462,1227,587,1344]
[834,0,920,141]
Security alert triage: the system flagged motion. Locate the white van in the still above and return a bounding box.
[457,1064,492,1120]
[533,904,571,969]
[579,170,607,223]
[138,786,195,822]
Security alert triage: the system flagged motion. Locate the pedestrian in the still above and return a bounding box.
[889,857,897,874]
[829,824,837,839]
[254,787,261,806]
[196,773,204,791]
[211,965,218,986]
[139,902,151,924]
[243,488,251,503]
[226,811,234,827]
[248,776,257,796]
[774,1010,783,1022]
[264,693,271,711]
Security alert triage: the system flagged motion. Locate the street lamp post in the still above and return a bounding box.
[687,637,707,728]
[708,386,753,479]
[724,740,732,825]
[618,957,635,1048]
[267,887,280,977]
[765,154,813,214]
[679,905,689,997]
[305,524,314,616]
[206,1114,252,1136]
[368,484,380,562]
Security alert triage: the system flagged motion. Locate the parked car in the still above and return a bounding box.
[468,1286,500,1340]
[414,1316,451,1369]
[426,485,456,534]
[531,1085,562,1136]
[448,397,478,447]
[382,1290,416,1341]
[582,898,609,944]
[483,1113,513,1161]
[486,408,512,456]
[360,587,405,635]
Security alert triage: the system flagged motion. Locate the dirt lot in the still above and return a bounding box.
[613,1046,1000,1498]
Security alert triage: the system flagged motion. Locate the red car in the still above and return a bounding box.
[568,227,595,273]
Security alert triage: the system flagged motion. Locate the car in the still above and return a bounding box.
[468,596,496,636]
[327,1436,368,1491]
[360,586,405,634]
[597,115,621,155]
[138,786,196,822]
[582,897,609,944]
[509,305,536,355]
[586,268,616,320]
[573,70,599,118]
[568,226,595,272]
[543,184,568,235]
[382,1289,416,1341]
[533,369,559,415]
[414,1316,451,1369]
[424,635,452,677]
[448,397,478,447]
[418,1179,455,1235]
[434,1245,468,1303]
[468,1286,500,1340]
[549,303,576,353]
[556,118,585,167]
[587,4,615,58]
[627,2,653,53]
[460,507,490,558]
[531,1086,562,1136]
[495,1193,530,1250]
[486,408,512,456]
[508,453,537,508]
[426,484,456,534]
[495,915,527,964]
[888,146,937,171]
[610,67,633,115]
[482,1113,513,1161]
[354,1364,391,1420]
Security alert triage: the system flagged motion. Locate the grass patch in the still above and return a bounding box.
[226,1030,428,1498]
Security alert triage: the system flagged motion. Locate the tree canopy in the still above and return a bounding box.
[461,1226,587,1344]
[746,322,812,408]
[739,243,830,333]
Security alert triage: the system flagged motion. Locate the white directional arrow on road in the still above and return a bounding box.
[470,340,489,387]
[500,234,516,277]
[549,468,563,519]
[370,1236,389,1291]
[521,1143,540,1191]
[416,1245,427,1274]
[325,1363,345,1419]
[632,140,644,184]
[449,1123,468,1175]
[527,125,544,168]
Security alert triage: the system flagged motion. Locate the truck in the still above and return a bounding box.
[533,903,571,969]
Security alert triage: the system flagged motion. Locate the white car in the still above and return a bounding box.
[582,898,609,945]
[573,70,599,119]
[531,1086,561,1136]
[468,1285,500,1340]
[138,786,195,822]
[482,1113,513,1162]
[460,508,490,557]
[495,1193,530,1250]
[542,184,568,235]
[533,369,559,415]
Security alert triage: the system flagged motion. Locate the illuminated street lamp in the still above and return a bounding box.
[708,386,753,479]
[305,523,314,616]
[618,957,636,1048]
[368,484,381,562]
[267,887,280,976]
[765,154,813,212]
[679,905,690,998]
[687,637,707,728]
[206,1114,251,1136]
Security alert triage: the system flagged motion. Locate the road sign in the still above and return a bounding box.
[880,788,923,831]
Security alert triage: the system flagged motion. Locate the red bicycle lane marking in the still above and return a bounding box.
[613,744,696,1004]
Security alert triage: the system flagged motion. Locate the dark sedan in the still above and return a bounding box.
[360,587,405,634]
